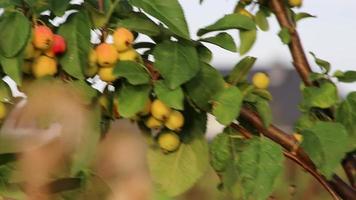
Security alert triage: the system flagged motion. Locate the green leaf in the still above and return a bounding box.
[0,55,22,85]
[255,9,269,31]
[154,80,184,110]
[239,29,257,55]
[233,137,284,200]
[227,56,256,85]
[255,97,272,127]
[114,61,150,85]
[278,27,291,44]
[333,70,356,83]
[301,122,349,179]
[309,52,331,74]
[210,132,232,172]
[196,45,212,63]
[336,92,356,150]
[117,13,161,36]
[0,12,31,58]
[0,81,11,102]
[212,86,243,125]
[48,0,71,16]
[70,104,101,175]
[153,40,200,89]
[198,13,255,36]
[148,134,208,197]
[58,11,91,80]
[200,32,237,52]
[302,82,338,109]
[295,12,316,22]
[185,63,225,110]
[129,0,190,39]
[117,83,151,118]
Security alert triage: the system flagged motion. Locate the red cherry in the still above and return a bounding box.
[52,34,66,55]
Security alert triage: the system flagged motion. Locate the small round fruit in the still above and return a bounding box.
[113,28,134,52]
[32,25,54,50]
[252,72,270,89]
[293,133,303,143]
[145,116,163,129]
[95,43,118,67]
[118,48,138,61]
[24,43,40,60]
[288,0,302,7]
[151,99,171,121]
[32,56,57,78]
[88,49,98,67]
[98,67,117,82]
[51,34,66,55]
[158,132,180,152]
[165,110,184,131]
[44,48,55,58]
[0,102,7,120]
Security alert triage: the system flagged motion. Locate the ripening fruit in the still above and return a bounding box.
[113,28,134,52]
[32,25,54,50]
[145,116,163,129]
[51,34,66,55]
[236,8,253,18]
[118,48,138,61]
[252,72,270,89]
[88,49,98,67]
[293,133,303,143]
[44,48,55,58]
[98,66,117,82]
[24,43,40,60]
[32,56,57,78]
[288,0,302,7]
[0,102,7,120]
[151,99,171,121]
[165,110,184,131]
[158,132,180,152]
[95,43,118,67]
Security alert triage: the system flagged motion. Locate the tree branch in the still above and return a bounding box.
[238,107,356,199]
[230,121,340,199]
[268,0,356,197]
[269,0,312,86]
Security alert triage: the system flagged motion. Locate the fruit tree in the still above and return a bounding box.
[0,0,355,199]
